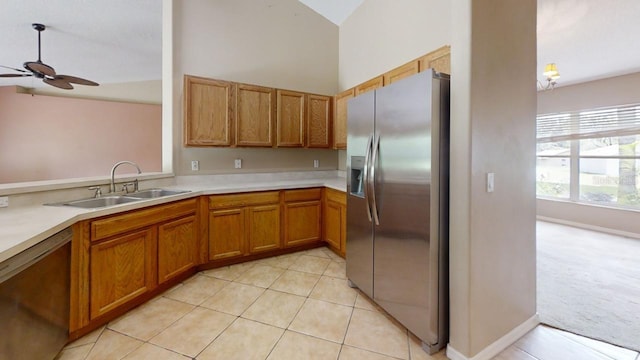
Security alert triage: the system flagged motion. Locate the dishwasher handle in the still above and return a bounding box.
[0,227,72,283]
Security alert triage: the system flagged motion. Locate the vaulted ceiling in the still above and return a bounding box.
[1,0,639,89]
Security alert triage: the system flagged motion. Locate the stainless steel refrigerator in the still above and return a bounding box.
[346,69,449,353]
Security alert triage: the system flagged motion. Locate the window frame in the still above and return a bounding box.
[536,104,640,209]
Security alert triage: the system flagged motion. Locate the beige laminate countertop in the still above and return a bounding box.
[0,176,346,263]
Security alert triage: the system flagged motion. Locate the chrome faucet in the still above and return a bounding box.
[110,161,142,193]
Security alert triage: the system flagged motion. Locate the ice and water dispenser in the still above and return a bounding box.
[350,156,365,198]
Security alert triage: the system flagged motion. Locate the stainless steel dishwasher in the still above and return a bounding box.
[0,227,71,360]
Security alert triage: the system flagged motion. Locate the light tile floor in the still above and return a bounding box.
[57,247,446,360]
[56,246,639,360]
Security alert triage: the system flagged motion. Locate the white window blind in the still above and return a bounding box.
[537,104,640,143]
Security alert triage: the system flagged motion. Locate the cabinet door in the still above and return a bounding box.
[183,75,235,146]
[355,76,383,95]
[333,89,354,150]
[284,200,322,247]
[209,208,246,260]
[324,199,343,251]
[418,45,451,74]
[158,215,198,284]
[277,90,305,147]
[236,83,276,147]
[383,61,419,85]
[306,94,331,148]
[247,204,281,254]
[90,228,157,320]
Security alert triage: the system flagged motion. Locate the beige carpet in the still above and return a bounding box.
[537,221,640,352]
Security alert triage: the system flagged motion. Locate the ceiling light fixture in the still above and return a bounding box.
[538,63,560,90]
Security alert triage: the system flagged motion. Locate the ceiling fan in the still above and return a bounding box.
[0,23,99,90]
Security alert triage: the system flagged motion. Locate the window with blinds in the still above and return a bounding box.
[536,103,640,209]
[537,104,640,143]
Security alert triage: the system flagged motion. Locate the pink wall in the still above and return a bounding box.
[0,86,162,183]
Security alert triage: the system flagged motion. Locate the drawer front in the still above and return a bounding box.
[91,199,197,241]
[325,188,346,205]
[209,191,280,209]
[283,188,322,202]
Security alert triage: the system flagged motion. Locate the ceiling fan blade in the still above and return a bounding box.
[24,61,56,76]
[0,73,33,78]
[0,65,28,73]
[55,75,99,86]
[44,77,73,90]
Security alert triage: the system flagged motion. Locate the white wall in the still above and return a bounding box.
[340,0,538,358]
[337,0,452,171]
[172,0,339,176]
[450,0,538,357]
[537,72,640,236]
[338,0,451,91]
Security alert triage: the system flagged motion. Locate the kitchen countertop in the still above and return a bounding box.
[0,174,346,263]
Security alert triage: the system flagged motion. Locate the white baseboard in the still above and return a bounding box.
[536,216,640,240]
[446,314,539,360]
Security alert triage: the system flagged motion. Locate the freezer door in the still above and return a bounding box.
[372,71,443,345]
[346,91,375,298]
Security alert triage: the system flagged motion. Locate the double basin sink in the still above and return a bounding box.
[50,189,191,209]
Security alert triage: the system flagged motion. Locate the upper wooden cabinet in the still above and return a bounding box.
[277,90,305,147]
[418,45,451,74]
[277,91,332,148]
[184,75,235,146]
[355,76,383,96]
[306,94,332,148]
[236,83,276,147]
[334,89,354,150]
[184,75,333,148]
[384,61,419,85]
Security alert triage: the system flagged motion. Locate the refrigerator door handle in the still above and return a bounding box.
[370,133,381,225]
[363,134,374,222]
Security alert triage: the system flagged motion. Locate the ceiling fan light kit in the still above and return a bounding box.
[0,23,99,90]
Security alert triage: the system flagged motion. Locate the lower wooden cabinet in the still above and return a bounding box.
[208,191,281,260]
[158,215,199,284]
[71,187,352,337]
[209,208,246,260]
[90,228,157,320]
[324,188,347,256]
[72,198,199,331]
[247,204,281,253]
[283,188,322,247]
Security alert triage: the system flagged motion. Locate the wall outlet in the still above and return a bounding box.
[0,196,8,208]
[487,172,495,193]
[191,160,199,171]
[313,159,319,168]
[234,159,242,169]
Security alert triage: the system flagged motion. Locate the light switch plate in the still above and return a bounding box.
[487,172,495,193]
[0,196,8,208]
[313,160,319,168]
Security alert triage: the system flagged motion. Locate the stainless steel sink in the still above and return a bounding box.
[126,189,190,199]
[46,189,191,209]
[58,195,142,209]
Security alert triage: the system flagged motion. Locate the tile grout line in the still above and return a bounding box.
[72,247,349,360]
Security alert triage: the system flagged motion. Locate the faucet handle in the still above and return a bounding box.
[121,182,135,194]
[88,186,102,198]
